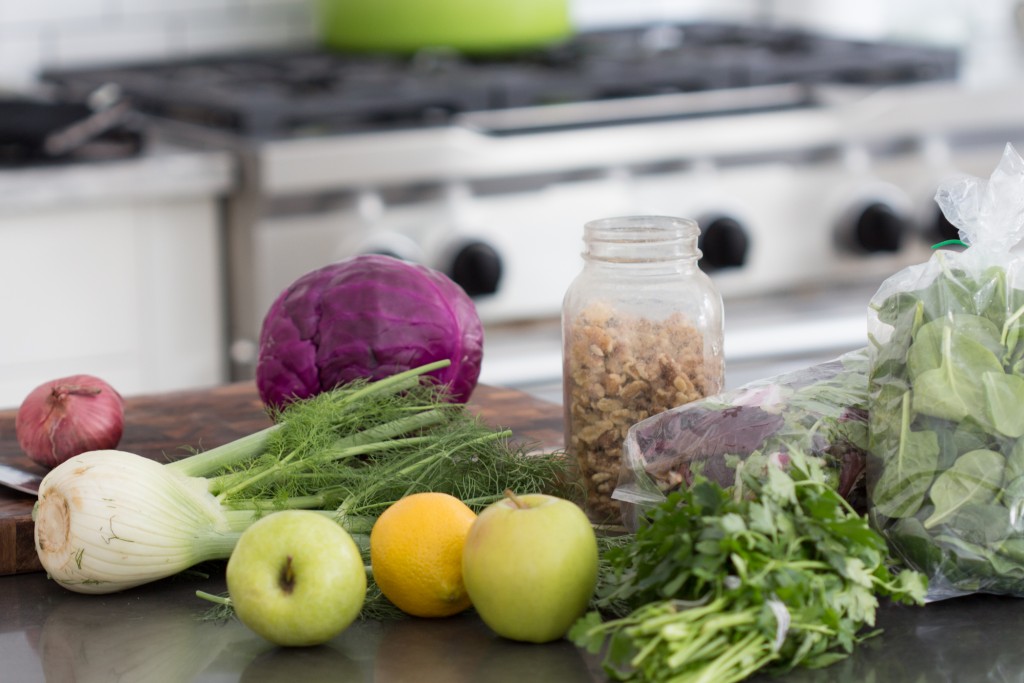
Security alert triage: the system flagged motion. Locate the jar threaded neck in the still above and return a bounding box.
[583,215,701,263]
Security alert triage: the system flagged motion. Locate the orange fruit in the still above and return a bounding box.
[370,492,477,618]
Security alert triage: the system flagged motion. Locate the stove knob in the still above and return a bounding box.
[447,240,502,297]
[698,216,749,271]
[932,206,959,243]
[851,202,906,253]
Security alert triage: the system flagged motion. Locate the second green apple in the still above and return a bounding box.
[462,491,598,644]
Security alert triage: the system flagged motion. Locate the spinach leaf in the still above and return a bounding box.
[886,517,942,574]
[981,371,1024,437]
[872,290,923,331]
[953,420,998,459]
[1006,438,1024,484]
[1001,473,1024,524]
[985,548,1024,582]
[994,537,1024,567]
[976,265,1011,329]
[911,324,1005,424]
[933,533,1003,583]
[924,449,1005,530]
[907,315,1003,379]
[871,391,939,519]
[947,503,1011,546]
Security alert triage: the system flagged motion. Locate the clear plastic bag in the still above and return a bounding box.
[614,348,870,532]
[866,144,1024,601]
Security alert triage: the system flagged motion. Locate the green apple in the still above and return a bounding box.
[226,510,367,647]
[461,491,598,644]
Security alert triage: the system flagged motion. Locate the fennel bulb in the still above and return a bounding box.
[34,450,252,594]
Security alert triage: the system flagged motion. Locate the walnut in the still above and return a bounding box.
[564,302,722,523]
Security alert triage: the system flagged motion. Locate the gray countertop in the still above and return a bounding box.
[2,567,1023,682]
[0,141,234,215]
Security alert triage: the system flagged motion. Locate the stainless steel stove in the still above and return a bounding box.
[41,23,1024,395]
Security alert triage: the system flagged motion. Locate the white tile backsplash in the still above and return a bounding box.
[51,22,177,67]
[0,0,317,89]
[180,4,316,56]
[0,30,45,91]
[0,0,109,27]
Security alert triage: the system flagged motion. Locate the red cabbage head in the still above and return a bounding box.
[256,254,484,409]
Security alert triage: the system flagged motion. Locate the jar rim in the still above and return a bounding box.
[584,215,699,242]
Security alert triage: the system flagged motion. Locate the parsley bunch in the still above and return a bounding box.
[572,452,926,683]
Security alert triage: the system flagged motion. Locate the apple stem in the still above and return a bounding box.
[504,489,527,509]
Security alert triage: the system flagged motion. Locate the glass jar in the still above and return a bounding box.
[561,215,725,524]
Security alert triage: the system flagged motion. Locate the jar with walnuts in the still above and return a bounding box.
[561,215,724,525]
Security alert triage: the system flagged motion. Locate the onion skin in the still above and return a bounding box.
[15,374,125,468]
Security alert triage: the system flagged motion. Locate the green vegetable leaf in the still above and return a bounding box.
[1001,474,1024,522]
[952,421,996,461]
[995,538,1024,565]
[1007,437,1024,483]
[871,391,940,519]
[907,314,1003,379]
[891,569,930,604]
[764,463,797,505]
[981,371,1024,437]
[828,583,878,625]
[924,449,1005,530]
[841,557,875,588]
[946,503,1011,546]
[886,517,943,575]
[567,611,606,654]
[911,323,1004,424]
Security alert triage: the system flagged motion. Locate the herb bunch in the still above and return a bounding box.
[572,451,926,683]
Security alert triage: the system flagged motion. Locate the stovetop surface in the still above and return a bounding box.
[42,23,959,139]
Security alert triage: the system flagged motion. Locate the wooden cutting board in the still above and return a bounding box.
[0,382,564,576]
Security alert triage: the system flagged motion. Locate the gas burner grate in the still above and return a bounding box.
[41,23,959,139]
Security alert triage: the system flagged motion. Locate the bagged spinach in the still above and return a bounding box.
[613,348,870,532]
[867,143,1024,601]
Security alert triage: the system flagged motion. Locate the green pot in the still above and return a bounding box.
[315,0,573,55]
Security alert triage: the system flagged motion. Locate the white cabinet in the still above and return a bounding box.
[0,147,233,409]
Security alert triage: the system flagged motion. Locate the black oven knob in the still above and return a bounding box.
[447,240,502,297]
[698,216,749,271]
[932,206,959,242]
[852,202,905,253]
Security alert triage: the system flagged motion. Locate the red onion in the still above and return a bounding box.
[15,374,125,468]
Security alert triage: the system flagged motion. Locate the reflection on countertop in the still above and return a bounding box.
[0,570,602,683]
[4,565,1024,682]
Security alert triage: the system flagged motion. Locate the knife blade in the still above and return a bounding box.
[0,462,42,495]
